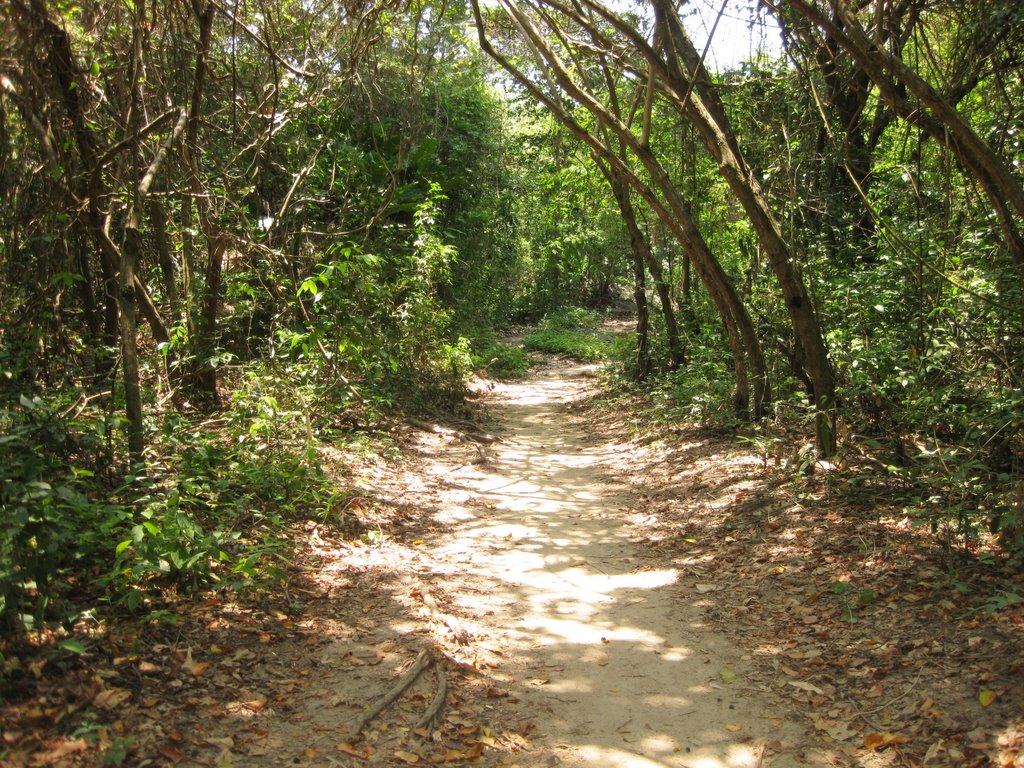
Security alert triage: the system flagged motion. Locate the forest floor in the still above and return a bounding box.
[3,353,1023,768]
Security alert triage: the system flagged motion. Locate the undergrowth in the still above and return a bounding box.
[601,335,1024,569]
[0,349,451,637]
[467,330,532,379]
[523,308,611,361]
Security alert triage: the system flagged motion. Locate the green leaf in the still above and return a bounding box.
[60,638,88,654]
[829,580,853,595]
[856,588,878,607]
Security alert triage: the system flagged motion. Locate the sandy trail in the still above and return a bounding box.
[415,361,806,767]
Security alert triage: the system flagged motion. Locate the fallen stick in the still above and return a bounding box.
[415,664,449,732]
[351,649,433,737]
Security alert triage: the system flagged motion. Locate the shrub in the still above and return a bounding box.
[467,330,532,378]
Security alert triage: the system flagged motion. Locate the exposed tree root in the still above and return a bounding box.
[415,664,449,732]
[351,648,433,738]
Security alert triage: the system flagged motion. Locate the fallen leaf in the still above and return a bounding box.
[337,742,373,759]
[240,696,269,712]
[444,743,484,761]
[719,667,737,684]
[394,749,420,764]
[34,738,88,762]
[94,688,132,709]
[864,732,908,750]
[725,723,742,732]
[787,679,824,695]
[695,584,719,593]
[979,690,998,707]
[158,743,185,763]
[182,649,208,677]
[826,722,859,742]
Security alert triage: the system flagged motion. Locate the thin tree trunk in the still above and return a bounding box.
[119,230,144,467]
[608,170,654,378]
[643,242,685,371]
[150,196,181,322]
[648,0,831,446]
[181,0,224,403]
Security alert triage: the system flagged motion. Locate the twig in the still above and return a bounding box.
[414,664,448,732]
[351,648,433,738]
[850,671,923,720]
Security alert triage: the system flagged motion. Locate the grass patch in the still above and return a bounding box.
[523,328,610,361]
[539,307,603,330]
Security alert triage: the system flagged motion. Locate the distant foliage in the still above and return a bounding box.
[523,310,612,361]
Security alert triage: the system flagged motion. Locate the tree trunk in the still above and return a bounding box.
[119,229,145,467]
[181,0,224,402]
[643,243,685,371]
[150,196,181,322]
[479,0,769,417]
[608,170,654,379]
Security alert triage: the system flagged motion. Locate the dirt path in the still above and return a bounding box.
[409,361,812,767]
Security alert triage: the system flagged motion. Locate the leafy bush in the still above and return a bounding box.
[109,377,350,605]
[467,330,532,379]
[645,344,740,427]
[481,341,532,378]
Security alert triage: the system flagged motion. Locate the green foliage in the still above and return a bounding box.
[111,370,349,601]
[0,394,123,632]
[4,0,1024,646]
[467,331,532,379]
[522,307,612,360]
[645,345,740,428]
[537,307,603,331]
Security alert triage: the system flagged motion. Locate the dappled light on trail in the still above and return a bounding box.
[406,362,809,767]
